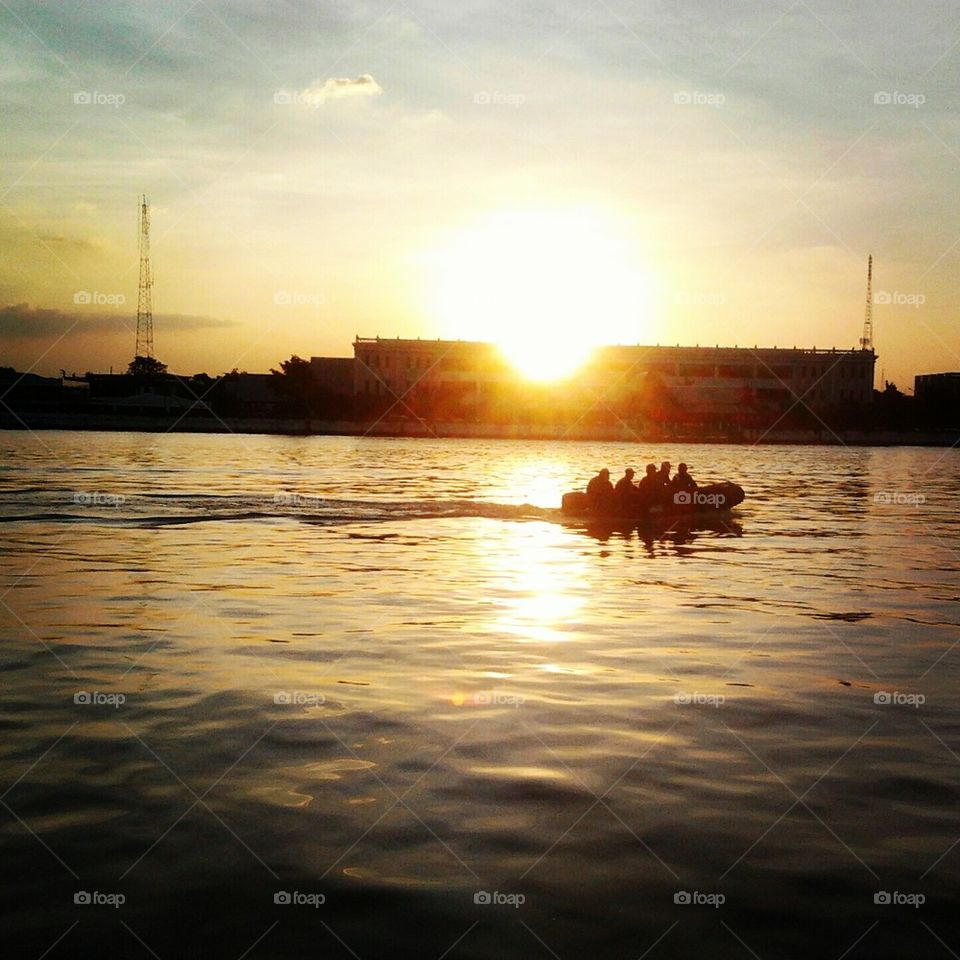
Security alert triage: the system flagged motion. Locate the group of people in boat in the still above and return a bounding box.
[586,461,698,512]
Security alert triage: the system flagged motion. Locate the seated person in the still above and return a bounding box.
[586,468,614,510]
[635,463,660,505]
[614,468,637,509]
[670,462,698,493]
[657,461,672,489]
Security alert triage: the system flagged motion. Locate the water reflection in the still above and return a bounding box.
[573,515,744,549]
[481,522,589,642]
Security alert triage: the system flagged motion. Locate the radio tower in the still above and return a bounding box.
[135,195,154,358]
[859,253,873,352]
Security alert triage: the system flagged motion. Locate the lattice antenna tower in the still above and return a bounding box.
[135,195,154,358]
[860,254,873,352]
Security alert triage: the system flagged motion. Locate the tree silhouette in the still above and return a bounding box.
[127,355,168,377]
[270,355,315,416]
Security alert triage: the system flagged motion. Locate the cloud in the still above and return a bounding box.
[0,303,237,338]
[298,73,382,105]
[37,234,98,251]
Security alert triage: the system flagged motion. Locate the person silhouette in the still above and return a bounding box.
[614,468,637,511]
[671,462,697,493]
[586,468,615,511]
[636,463,659,507]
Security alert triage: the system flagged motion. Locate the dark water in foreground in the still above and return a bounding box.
[1,432,959,958]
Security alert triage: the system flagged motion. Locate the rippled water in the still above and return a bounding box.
[1,432,959,958]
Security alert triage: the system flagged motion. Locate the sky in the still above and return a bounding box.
[1,0,959,389]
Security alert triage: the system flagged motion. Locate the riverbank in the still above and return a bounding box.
[2,411,959,445]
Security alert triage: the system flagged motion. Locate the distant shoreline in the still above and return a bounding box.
[2,413,958,447]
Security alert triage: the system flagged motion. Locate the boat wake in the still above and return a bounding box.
[0,491,561,528]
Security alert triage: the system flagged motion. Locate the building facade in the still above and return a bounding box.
[915,372,960,405]
[349,338,508,400]
[337,337,876,424]
[309,357,355,397]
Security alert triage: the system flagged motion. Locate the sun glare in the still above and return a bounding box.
[425,207,656,380]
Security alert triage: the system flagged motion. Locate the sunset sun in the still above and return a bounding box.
[425,207,656,380]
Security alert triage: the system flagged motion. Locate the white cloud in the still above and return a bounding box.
[299,73,382,105]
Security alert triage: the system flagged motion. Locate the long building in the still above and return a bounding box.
[327,337,876,426]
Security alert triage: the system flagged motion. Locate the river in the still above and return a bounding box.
[1,432,958,958]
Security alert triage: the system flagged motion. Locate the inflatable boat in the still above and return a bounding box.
[561,481,745,519]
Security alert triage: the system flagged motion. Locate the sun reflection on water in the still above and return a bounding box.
[482,521,589,643]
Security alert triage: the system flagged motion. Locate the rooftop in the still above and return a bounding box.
[353,336,875,357]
